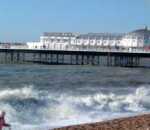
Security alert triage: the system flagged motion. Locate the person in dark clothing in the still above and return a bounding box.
[0,111,11,130]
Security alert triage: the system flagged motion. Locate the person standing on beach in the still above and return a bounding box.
[0,111,11,130]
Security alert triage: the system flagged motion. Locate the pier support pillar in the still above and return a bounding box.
[87,55,89,65]
[11,52,14,63]
[56,54,59,64]
[91,55,95,65]
[81,55,84,65]
[71,55,73,65]
[17,52,20,63]
[76,55,79,65]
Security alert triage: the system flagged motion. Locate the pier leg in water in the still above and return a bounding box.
[87,55,89,65]
[17,52,20,63]
[56,54,59,64]
[81,55,84,65]
[71,55,73,65]
[91,55,95,65]
[76,55,79,65]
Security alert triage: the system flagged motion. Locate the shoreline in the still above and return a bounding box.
[53,114,150,130]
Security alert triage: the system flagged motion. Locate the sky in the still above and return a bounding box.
[0,0,149,42]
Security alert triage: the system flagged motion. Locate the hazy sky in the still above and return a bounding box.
[0,0,149,42]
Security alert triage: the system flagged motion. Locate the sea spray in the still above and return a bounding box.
[0,85,150,130]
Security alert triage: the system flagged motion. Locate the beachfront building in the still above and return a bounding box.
[0,42,28,49]
[27,27,150,51]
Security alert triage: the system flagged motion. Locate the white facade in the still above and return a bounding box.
[27,42,42,49]
[27,33,77,50]
[120,34,144,48]
[27,27,150,51]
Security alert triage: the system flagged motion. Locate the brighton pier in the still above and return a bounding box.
[0,27,150,67]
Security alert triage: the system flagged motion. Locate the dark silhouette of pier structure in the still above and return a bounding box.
[0,48,150,67]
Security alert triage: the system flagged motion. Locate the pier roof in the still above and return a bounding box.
[43,32,77,37]
[76,33,123,40]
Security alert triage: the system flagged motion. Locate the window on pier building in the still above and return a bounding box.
[63,39,68,42]
[57,39,60,42]
[77,40,80,43]
[144,38,150,46]
[50,39,54,43]
[60,39,64,43]
[89,40,92,43]
[132,39,136,43]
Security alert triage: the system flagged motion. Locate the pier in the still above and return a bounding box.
[0,27,149,68]
[0,48,150,67]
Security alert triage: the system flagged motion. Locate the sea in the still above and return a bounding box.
[0,64,150,130]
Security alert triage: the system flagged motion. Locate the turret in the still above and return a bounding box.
[145,26,148,31]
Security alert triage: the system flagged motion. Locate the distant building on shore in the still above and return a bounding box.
[0,42,27,49]
[27,27,150,51]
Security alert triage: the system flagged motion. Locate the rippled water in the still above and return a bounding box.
[0,64,150,130]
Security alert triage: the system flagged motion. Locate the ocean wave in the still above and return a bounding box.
[42,85,150,128]
[1,84,150,113]
[53,85,150,112]
[0,86,39,100]
[0,85,150,130]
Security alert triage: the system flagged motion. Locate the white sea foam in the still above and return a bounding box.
[42,85,150,128]
[0,86,38,100]
[0,85,150,130]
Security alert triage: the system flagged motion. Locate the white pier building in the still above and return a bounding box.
[27,27,150,51]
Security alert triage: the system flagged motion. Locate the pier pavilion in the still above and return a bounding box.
[27,27,150,52]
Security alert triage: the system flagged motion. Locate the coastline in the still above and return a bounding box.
[53,114,150,130]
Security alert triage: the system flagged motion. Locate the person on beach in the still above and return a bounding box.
[0,111,11,130]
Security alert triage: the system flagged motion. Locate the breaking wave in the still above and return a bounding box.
[0,85,150,130]
[0,86,38,100]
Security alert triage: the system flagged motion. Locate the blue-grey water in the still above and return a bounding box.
[0,64,150,130]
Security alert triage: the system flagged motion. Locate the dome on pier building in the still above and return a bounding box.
[130,26,150,37]
[130,27,150,46]
[121,26,150,48]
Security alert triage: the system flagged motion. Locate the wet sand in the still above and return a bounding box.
[53,114,150,130]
